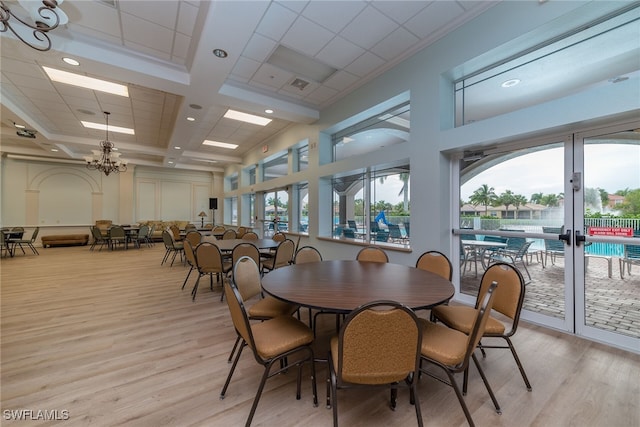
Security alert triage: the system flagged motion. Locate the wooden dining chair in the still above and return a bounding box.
[220,270,317,426]
[328,300,423,427]
[356,246,388,263]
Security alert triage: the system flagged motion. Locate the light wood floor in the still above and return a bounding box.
[1,245,638,427]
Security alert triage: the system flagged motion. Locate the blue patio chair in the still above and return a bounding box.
[388,224,403,242]
[619,230,640,279]
[487,240,534,282]
[375,230,389,242]
[342,228,356,238]
[542,226,564,267]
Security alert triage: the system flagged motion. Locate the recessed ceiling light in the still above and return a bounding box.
[81,120,135,135]
[42,66,129,97]
[501,79,521,88]
[186,117,195,121]
[51,148,59,152]
[62,57,80,66]
[265,109,273,114]
[224,109,271,126]
[174,146,181,150]
[168,161,174,164]
[212,48,228,58]
[203,140,238,149]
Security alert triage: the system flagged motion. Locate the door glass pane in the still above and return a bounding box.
[460,143,566,320]
[583,134,640,340]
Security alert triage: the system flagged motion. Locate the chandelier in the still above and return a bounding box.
[0,0,68,51]
[84,112,128,176]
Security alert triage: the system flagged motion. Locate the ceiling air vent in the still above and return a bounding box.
[16,129,37,138]
[290,78,310,91]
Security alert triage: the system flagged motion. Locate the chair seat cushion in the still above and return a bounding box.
[248,296,298,319]
[431,305,505,335]
[252,315,313,359]
[418,319,469,366]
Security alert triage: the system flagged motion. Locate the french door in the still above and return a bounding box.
[456,120,639,352]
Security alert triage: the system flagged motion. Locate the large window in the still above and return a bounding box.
[262,151,288,182]
[454,3,638,126]
[332,102,410,162]
[263,189,289,235]
[331,165,410,245]
[225,196,238,225]
[296,182,309,233]
[296,143,309,172]
[228,173,238,191]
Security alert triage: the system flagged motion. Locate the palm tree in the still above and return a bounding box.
[540,193,560,207]
[498,190,516,218]
[469,184,497,215]
[397,172,410,211]
[513,194,528,218]
[530,192,544,204]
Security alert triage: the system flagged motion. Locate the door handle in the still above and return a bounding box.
[559,229,572,245]
[575,230,586,247]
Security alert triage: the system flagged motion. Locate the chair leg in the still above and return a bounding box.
[444,368,476,427]
[220,341,246,399]
[330,368,338,426]
[390,386,397,410]
[191,275,201,301]
[471,353,501,414]
[246,361,276,427]
[181,266,194,290]
[505,337,532,391]
[411,380,424,427]
[228,336,241,363]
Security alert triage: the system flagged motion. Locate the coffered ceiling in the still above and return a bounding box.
[0,0,495,172]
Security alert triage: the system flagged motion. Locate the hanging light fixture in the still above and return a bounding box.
[0,0,69,52]
[84,112,128,176]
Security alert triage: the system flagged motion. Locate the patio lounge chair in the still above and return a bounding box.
[619,230,640,279]
[542,226,565,267]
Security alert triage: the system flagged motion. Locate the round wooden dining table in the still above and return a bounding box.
[261,259,455,314]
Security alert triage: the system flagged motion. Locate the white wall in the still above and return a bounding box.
[0,158,218,240]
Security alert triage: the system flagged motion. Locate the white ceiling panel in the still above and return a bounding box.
[339,5,398,50]
[301,1,367,33]
[281,16,334,56]
[256,2,298,41]
[316,36,365,70]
